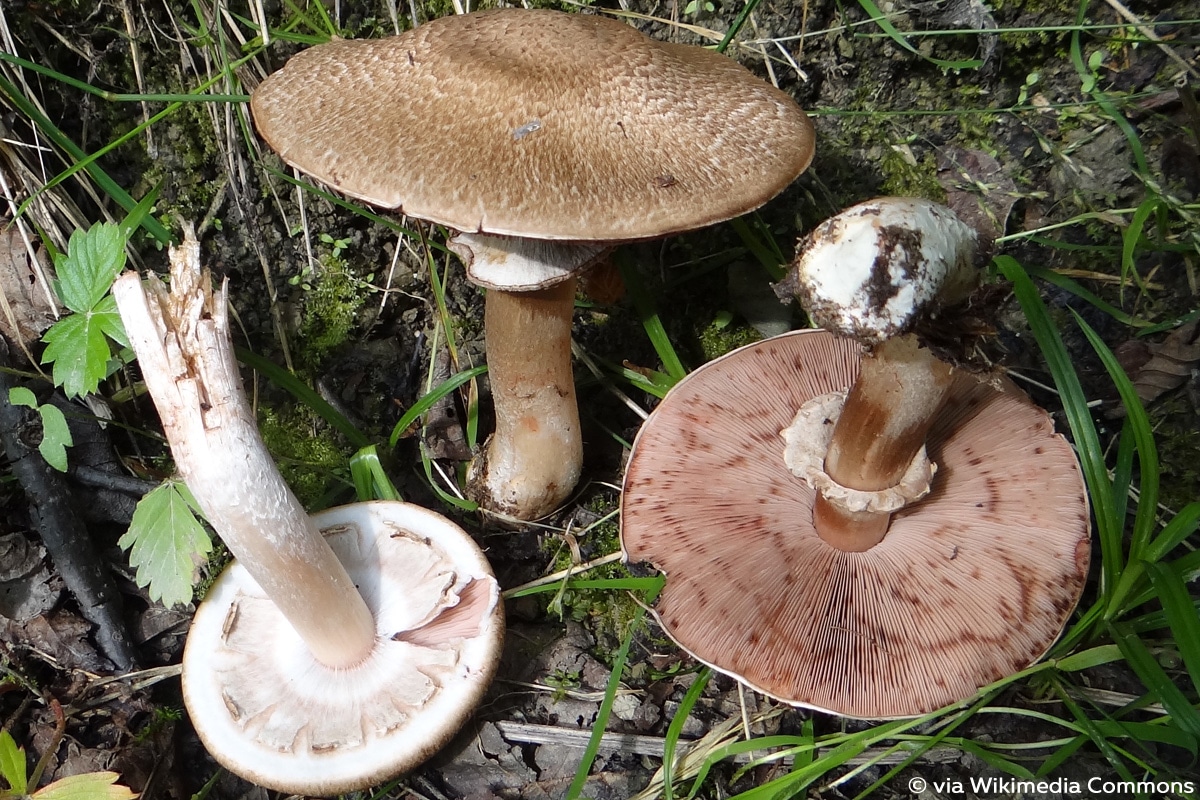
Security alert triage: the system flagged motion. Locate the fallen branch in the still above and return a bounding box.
[0,339,136,671]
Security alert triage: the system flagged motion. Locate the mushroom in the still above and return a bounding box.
[112,229,503,793]
[250,8,815,520]
[620,199,1090,718]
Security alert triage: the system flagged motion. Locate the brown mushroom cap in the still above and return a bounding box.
[620,330,1090,719]
[250,8,815,241]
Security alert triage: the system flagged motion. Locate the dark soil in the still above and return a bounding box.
[1,0,1198,798]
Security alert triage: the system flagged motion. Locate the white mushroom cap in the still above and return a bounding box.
[791,198,979,344]
[620,330,1090,718]
[182,501,504,794]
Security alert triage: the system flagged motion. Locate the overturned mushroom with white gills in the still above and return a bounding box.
[112,229,503,794]
[250,7,815,521]
[620,197,1090,718]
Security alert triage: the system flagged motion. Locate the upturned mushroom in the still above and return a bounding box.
[620,198,1090,718]
[250,8,815,520]
[113,230,503,793]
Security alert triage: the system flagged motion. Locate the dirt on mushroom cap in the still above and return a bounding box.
[250,8,815,241]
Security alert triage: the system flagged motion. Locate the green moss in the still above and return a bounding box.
[697,318,762,361]
[542,497,647,662]
[879,149,946,202]
[295,258,368,370]
[258,405,348,507]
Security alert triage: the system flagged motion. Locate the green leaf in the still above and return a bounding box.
[33,772,137,800]
[93,294,128,349]
[53,223,126,313]
[349,445,401,502]
[1145,561,1200,694]
[856,0,983,70]
[1109,622,1200,743]
[6,388,74,471]
[119,482,213,609]
[389,365,488,447]
[7,386,36,409]
[35,402,73,473]
[41,310,116,399]
[0,730,28,794]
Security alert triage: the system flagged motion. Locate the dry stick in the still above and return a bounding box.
[1103,0,1200,82]
[814,335,954,552]
[0,343,137,671]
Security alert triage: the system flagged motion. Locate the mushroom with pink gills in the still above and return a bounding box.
[620,197,1091,719]
[249,7,815,522]
[112,228,504,794]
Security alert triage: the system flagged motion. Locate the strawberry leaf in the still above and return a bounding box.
[119,481,212,609]
[53,223,126,314]
[33,771,137,800]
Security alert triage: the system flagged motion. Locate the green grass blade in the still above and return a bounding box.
[1111,417,1134,531]
[1144,561,1200,694]
[716,0,763,53]
[506,576,665,599]
[664,668,710,800]
[0,73,171,244]
[1108,622,1200,743]
[955,740,1036,778]
[1069,1,1149,177]
[119,182,162,242]
[1120,198,1158,297]
[615,251,686,383]
[855,0,983,69]
[1146,502,1200,563]
[389,365,488,447]
[1123,545,1200,612]
[235,347,371,449]
[998,256,1119,597]
[730,216,786,281]
[1053,677,1141,779]
[349,445,401,502]
[565,591,657,800]
[417,452,478,511]
[1070,311,1158,564]
[1055,644,1123,671]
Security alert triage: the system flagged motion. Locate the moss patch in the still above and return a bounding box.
[258,405,349,507]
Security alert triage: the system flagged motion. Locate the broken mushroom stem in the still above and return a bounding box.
[470,279,583,520]
[812,335,955,551]
[112,229,376,669]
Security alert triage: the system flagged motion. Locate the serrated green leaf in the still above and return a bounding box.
[41,302,124,399]
[0,730,28,794]
[119,482,213,609]
[54,223,126,313]
[36,402,73,472]
[33,771,136,800]
[93,294,128,349]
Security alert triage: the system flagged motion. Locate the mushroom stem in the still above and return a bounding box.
[113,231,376,669]
[469,280,583,519]
[813,335,954,551]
